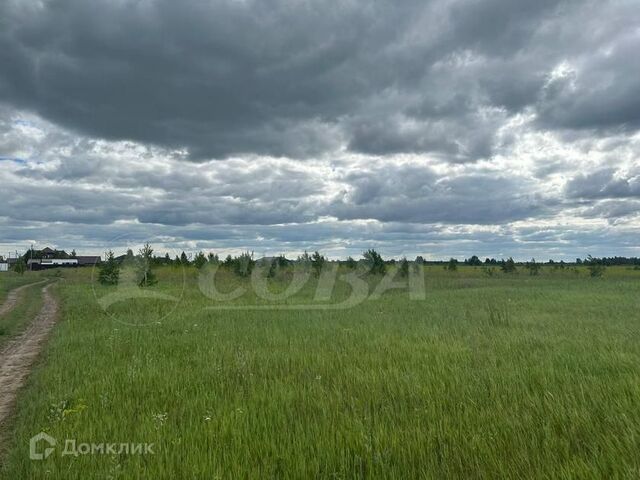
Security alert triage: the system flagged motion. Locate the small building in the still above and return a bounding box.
[30,258,78,270]
[0,263,8,272]
[76,256,101,266]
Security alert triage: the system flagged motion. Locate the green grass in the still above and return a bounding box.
[2,266,640,478]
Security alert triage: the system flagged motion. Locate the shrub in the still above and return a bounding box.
[481,266,496,277]
[446,258,458,271]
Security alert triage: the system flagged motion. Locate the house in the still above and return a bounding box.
[76,256,101,266]
[17,247,102,270]
[29,258,78,270]
[40,247,58,259]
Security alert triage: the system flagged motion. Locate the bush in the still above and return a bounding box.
[446,258,458,271]
[98,250,120,285]
[481,266,496,277]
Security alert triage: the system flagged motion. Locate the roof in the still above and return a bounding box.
[76,255,101,265]
[41,247,55,254]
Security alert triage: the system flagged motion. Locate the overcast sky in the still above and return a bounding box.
[1,0,639,260]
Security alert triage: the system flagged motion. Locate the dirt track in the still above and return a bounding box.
[0,282,59,430]
[0,280,47,317]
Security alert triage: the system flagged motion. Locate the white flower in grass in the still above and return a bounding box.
[152,412,168,429]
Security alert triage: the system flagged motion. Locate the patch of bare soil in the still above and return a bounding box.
[0,282,59,430]
[0,280,47,317]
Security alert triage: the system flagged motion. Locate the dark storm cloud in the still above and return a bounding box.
[2,0,640,259]
[2,0,638,160]
[565,169,640,200]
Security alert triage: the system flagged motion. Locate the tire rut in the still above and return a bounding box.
[0,282,59,431]
[0,280,48,317]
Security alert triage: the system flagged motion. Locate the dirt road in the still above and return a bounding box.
[0,282,59,429]
[0,280,48,317]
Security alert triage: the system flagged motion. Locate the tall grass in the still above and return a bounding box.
[2,266,640,478]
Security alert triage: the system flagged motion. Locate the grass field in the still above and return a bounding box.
[1,265,640,478]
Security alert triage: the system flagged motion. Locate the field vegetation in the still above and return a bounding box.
[1,261,640,478]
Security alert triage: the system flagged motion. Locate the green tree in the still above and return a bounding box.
[267,258,278,278]
[234,252,255,277]
[13,258,26,275]
[193,251,208,269]
[399,257,409,277]
[525,258,541,276]
[208,252,220,264]
[137,243,157,287]
[363,249,386,275]
[345,256,357,269]
[98,250,120,285]
[276,255,290,268]
[297,251,311,271]
[311,251,325,277]
[180,251,189,265]
[586,255,605,277]
[465,255,482,266]
[446,258,458,271]
[501,257,517,273]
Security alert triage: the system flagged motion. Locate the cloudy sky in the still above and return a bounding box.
[1,0,639,260]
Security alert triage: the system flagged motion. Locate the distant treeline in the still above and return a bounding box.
[110,250,640,267]
[13,248,640,267]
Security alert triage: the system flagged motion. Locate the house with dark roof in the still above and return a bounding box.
[76,256,102,266]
